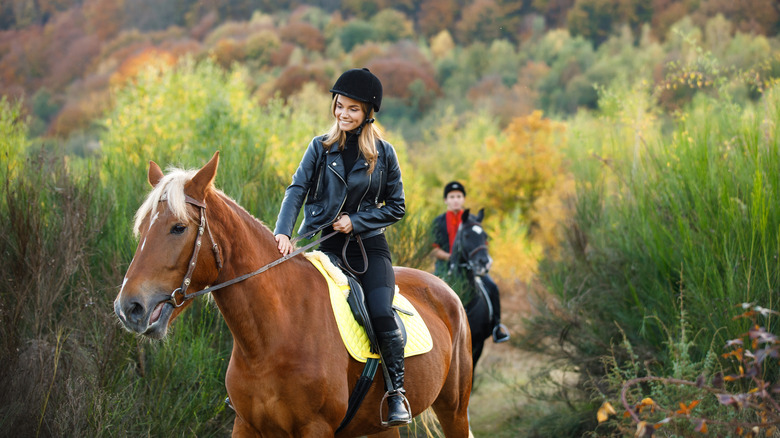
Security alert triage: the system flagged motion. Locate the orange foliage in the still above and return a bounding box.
[470,111,566,225]
[418,0,457,37]
[367,57,439,99]
[45,34,100,90]
[110,47,176,86]
[280,21,324,52]
[693,0,779,36]
[350,42,385,68]
[270,42,295,67]
[272,65,330,100]
[651,0,690,40]
[210,38,246,68]
[467,75,535,126]
[49,101,89,136]
[455,0,502,43]
[83,0,124,39]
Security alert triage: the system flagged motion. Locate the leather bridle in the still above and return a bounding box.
[450,224,489,274]
[165,195,338,307]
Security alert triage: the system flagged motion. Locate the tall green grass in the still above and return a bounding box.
[0,57,447,436]
[519,77,780,432]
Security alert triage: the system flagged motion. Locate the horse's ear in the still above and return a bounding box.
[461,209,470,223]
[148,161,164,187]
[188,151,220,199]
[476,208,484,223]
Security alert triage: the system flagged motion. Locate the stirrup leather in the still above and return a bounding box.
[379,389,412,427]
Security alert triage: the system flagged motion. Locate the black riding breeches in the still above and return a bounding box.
[321,233,398,333]
[357,256,397,332]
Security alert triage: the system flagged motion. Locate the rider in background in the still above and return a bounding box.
[431,181,510,343]
[274,68,411,426]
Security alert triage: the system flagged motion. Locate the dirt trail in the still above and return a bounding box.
[467,278,544,437]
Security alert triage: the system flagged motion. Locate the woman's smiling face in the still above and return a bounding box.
[334,94,366,132]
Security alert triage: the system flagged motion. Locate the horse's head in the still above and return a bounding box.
[114,152,222,339]
[450,208,492,277]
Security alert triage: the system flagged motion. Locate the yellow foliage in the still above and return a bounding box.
[597,401,616,423]
[470,111,565,219]
[469,111,572,269]
[484,214,541,284]
[430,30,455,59]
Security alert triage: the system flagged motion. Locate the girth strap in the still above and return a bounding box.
[334,358,380,434]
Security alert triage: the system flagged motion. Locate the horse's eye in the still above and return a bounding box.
[170,224,187,235]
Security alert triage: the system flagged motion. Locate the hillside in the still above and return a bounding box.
[0,0,778,141]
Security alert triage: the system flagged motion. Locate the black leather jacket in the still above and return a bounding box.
[274,135,406,239]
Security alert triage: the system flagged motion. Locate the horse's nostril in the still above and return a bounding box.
[125,299,146,324]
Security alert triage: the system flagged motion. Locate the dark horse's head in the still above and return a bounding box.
[449,208,491,277]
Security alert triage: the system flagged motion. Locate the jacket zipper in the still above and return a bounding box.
[374,169,383,204]
[356,172,372,213]
[314,161,324,200]
[327,161,348,224]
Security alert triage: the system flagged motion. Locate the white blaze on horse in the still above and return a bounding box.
[114,152,474,437]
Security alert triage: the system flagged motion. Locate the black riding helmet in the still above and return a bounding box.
[329,68,383,113]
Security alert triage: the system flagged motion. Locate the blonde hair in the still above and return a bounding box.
[323,97,383,174]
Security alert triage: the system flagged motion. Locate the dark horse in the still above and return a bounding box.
[113,152,473,437]
[447,209,495,370]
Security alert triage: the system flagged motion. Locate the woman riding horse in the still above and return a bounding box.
[113,155,474,435]
[274,68,410,426]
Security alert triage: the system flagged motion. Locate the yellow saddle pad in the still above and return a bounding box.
[305,251,433,363]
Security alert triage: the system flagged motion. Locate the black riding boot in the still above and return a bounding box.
[377,329,412,426]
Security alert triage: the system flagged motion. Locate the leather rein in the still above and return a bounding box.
[166,195,340,307]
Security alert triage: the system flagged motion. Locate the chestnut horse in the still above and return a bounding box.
[113,152,473,437]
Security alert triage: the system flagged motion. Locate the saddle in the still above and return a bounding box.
[303,251,432,362]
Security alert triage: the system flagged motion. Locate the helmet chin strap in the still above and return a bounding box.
[355,118,375,136]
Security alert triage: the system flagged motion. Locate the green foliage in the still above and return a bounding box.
[520,75,780,434]
[338,19,375,52]
[370,9,414,42]
[0,97,28,181]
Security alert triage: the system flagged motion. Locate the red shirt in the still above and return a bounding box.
[445,210,462,252]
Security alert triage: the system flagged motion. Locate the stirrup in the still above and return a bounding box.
[224,396,235,411]
[379,389,412,427]
[493,324,510,343]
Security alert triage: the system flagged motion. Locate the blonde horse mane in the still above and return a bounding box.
[133,167,198,237]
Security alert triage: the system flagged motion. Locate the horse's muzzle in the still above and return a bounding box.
[114,294,174,339]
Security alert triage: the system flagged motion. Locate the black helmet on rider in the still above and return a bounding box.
[329,68,383,113]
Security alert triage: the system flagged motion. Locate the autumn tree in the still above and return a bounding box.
[693,0,779,36]
[272,64,330,100]
[341,0,385,19]
[280,21,325,52]
[455,0,503,43]
[567,0,648,46]
[245,29,281,66]
[368,56,440,112]
[469,111,565,225]
[417,0,457,38]
[370,9,413,42]
[338,19,375,52]
[532,0,576,28]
